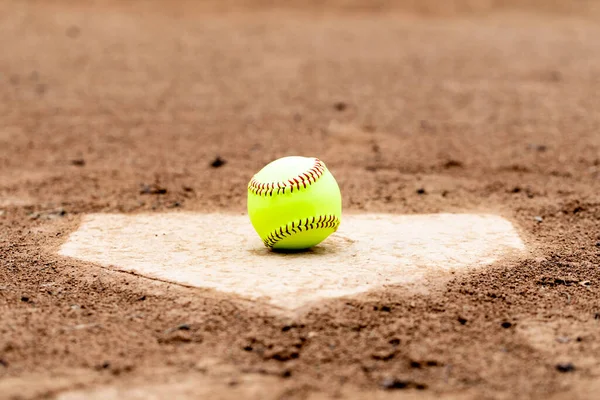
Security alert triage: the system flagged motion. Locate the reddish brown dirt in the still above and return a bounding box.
[1,1,600,399]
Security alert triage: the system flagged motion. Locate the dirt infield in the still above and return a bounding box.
[1,1,600,399]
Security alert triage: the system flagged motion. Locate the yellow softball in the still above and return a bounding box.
[247,156,342,251]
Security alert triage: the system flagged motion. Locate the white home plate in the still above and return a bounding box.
[58,212,526,309]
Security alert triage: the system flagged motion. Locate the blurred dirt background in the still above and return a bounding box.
[1,0,600,399]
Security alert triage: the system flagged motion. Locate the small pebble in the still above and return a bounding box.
[210,156,226,168]
[30,209,66,220]
[528,143,547,152]
[163,323,190,334]
[333,102,347,111]
[381,378,426,390]
[381,378,409,390]
[556,363,575,373]
[534,216,543,223]
[140,184,167,195]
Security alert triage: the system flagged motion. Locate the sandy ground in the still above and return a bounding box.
[1,0,600,399]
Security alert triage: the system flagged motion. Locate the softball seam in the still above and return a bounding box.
[248,158,326,197]
[263,214,340,248]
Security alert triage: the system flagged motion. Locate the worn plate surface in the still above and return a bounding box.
[58,212,526,309]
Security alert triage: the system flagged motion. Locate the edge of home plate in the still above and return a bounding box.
[58,212,527,310]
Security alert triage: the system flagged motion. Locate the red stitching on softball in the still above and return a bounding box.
[263,214,341,248]
[248,158,326,197]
